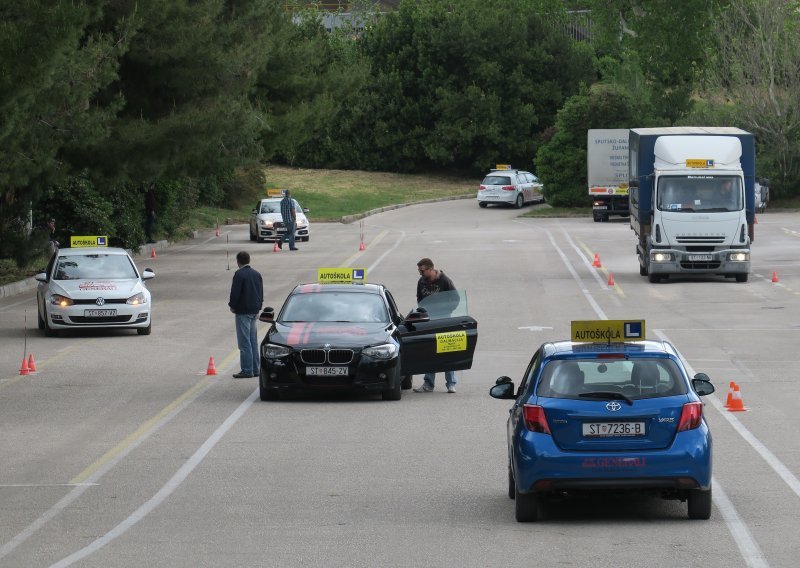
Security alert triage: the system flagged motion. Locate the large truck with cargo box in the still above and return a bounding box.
[588,129,630,221]
[628,127,755,283]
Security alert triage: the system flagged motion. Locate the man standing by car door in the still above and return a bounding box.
[413,257,458,393]
[229,251,263,378]
[278,189,298,250]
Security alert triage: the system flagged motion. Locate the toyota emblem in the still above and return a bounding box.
[95,297,106,306]
[606,401,622,412]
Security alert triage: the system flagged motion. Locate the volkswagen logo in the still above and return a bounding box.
[606,401,622,412]
[95,297,106,306]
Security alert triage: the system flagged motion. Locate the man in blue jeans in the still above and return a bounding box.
[412,257,458,393]
[229,251,263,378]
[278,189,299,251]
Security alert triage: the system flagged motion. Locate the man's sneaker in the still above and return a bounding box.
[413,384,433,393]
[447,385,457,393]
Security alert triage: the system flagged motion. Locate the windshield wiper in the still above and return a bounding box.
[579,391,634,405]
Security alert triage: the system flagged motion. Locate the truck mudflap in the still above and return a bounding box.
[646,247,751,281]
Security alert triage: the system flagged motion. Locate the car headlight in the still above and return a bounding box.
[50,294,74,307]
[262,343,292,359]
[651,252,673,262]
[260,220,273,228]
[362,343,398,360]
[127,292,148,305]
[728,252,749,262]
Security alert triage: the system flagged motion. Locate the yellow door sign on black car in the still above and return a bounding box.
[436,330,467,353]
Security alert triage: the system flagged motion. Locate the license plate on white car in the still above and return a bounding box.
[307,366,348,376]
[582,422,645,437]
[688,254,713,261]
[85,309,116,317]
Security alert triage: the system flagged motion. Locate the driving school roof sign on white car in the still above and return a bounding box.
[571,320,645,343]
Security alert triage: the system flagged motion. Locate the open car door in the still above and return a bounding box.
[398,290,478,376]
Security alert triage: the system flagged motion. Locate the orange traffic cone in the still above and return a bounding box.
[273,241,279,252]
[19,357,30,376]
[771,271,779,283]
[150,247,157,259]
[592,253,601,267]
[607,273,615,286]
[727,384,748,412]
[27,353,37,373]
[359,241,365,251]
[724,381,736,407]
[206,357,218,376]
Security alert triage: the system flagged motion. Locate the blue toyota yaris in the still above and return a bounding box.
[490,330,715,522]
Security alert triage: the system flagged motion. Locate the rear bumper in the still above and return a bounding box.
[477,193,516,205]
[512,427,712,494]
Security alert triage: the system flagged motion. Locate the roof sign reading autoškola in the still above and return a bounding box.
[70,236,108,247]
[317,267,367,284]
[494,164,512,170]
[436,330,467,353]
[571,320,645,343]
[685,159,714,168]
[266,188,285,197]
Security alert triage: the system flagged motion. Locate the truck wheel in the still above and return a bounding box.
[735,274,749,283]
[515,194,524,209]
[639,263,648,277]
[648,272,662,283]
[593,214,601,222]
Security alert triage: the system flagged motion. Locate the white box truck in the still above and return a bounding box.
[588,129,629,222]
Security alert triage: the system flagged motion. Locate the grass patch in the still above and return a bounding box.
[0,256,49,287]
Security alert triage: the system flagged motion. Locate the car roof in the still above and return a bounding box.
[292,283,384,295]
[488,169,530,175]
[58,247,130,256]
[543,339,677,358]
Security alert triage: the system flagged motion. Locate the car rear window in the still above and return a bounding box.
[482,175,512,185]
[536,358,687,400]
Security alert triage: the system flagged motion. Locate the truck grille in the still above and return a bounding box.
[680,261,721,270]
[675,236,725,244]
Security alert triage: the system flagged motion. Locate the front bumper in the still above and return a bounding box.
[649,248,750,275]
[512,426,712,495]
[46,305,150,329]
[260,353,400,394]
[257,226,309,241]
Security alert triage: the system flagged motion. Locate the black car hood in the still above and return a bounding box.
[271,321,392,348]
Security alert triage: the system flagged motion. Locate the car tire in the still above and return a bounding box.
[735,273,748,283]
[508,464,515,500]
[249,230,256,242]
[382,378,402,401]
[401,375,413,390]
[43,312,58,337]
[688,487,712,520]
[478,202,488,208]
[302,236,309,242]
[515,194,524,209]
[260,378,280,401]
[37,306,45,330]
[515,490,539,522]
[137,322,152,336]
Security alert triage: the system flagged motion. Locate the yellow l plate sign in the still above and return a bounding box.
[685,159,714,168]
[571,320,645,342]
[70,235,108,247]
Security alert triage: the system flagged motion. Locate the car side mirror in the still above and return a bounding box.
[490,380,516,400]
[692,373,715,396]
[259,307,275,323]
[35,272,47,283]
[495,376,513,385]
[303,208,309,213]
[251,208,257,214]
[142,268,155,280]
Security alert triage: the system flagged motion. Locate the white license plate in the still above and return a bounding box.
[688,254,713,261]
[593,205,608,210]
[276,228,287,233]
[85,309,116,317]
[307,366,348,376]
[582,422,645,437]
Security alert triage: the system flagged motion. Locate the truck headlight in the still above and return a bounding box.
[728,252,749,262]
[651,252,673,263]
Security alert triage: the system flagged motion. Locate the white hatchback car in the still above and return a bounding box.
[35,247,155,336]
[477,167,544,209]
[249,197,310,242]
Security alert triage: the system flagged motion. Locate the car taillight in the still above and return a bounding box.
[522,404,551,434]
[502,185,515,191]
[677,402,703,431]
[479,185,487,191]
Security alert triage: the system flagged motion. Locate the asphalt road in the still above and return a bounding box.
[1,201,799,567]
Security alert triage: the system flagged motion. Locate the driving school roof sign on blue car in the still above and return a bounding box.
[489,319,715,522]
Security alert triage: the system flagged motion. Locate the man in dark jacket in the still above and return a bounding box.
[229,251,263,378]
[413,257,458,393]
[278,189,298,250]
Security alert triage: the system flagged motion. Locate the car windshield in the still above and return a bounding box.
[417,289,469,319]
[53,254,138,280]
[281,292,388,323]
[259,202,280,214]
[657,176,742,212]
[483,175,512,185]
[536,358,687,400]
